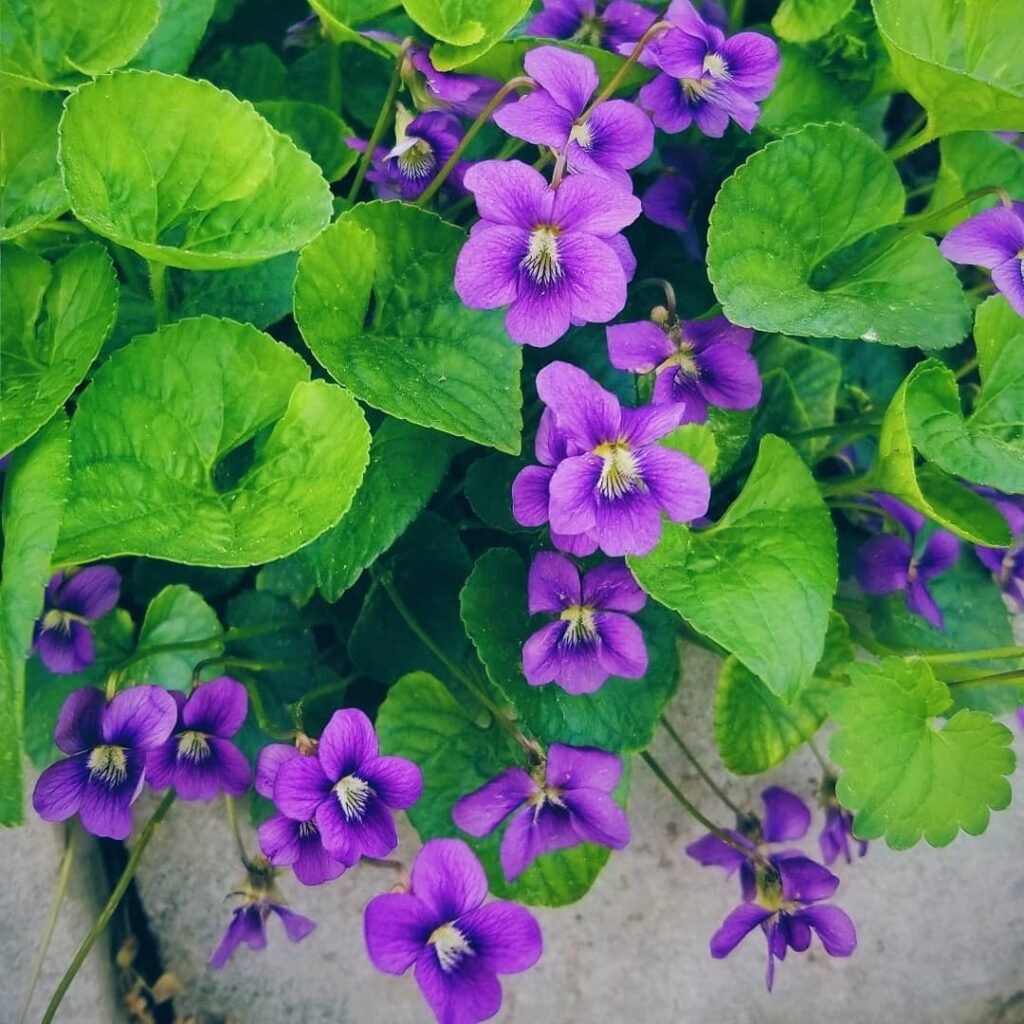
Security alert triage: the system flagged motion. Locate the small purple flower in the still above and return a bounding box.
[940,202,1024,316]
[32,685,177,840]
[33,566,121,675]
[640,145,706,257]
[494,46,654,189]
[973,488,1024,608]
[272,708,422,864]
[210,860,315,968]
[528,0,657,52]
[364,838,542,1023]
[857,495,959,629]
[146,677,251,801]
[370,107,466,202]
[522,551,647,693]
[255,742,354,886]
[686,786,811,901]
[607,312,760,422]
[453,744,629,881]
[710,855,857,991]
[511,361,710,555]
[406,44,503,118]
[638,0,779,137]
[818,778,868,867]
[454,161,641,347]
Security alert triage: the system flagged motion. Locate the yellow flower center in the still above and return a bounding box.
[522,225,563,285]
[680,77,717,101]
[334,774,372,820]
[429,922,474,972]
[593,440,644,499]
[177,730,211,762]
[41,608,75,633]
[87,745,128,785]
[396,138,436,179]
[559,604,598,645]
[703,52,730,80]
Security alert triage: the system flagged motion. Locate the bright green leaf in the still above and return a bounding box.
[403,0,530,69]
[294,201,523,453]
[55,316,371,567]
[130,0,217,73]
[308,0,402,52]
[629,436,837,701]
[830,657,1015,848]
[255,101,358,181]
[974,294,1022,381]
[175,254,298,330]
[772,0,854,42]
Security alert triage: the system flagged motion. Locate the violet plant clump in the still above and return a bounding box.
[2,1,1023,1022]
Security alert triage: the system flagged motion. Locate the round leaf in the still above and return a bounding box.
[402,0,531,69]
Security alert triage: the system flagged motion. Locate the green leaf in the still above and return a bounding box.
[55,316,371,568]
[872,0,1024,135]
[460,548,681,753]
[294,201,523,453]
[830,657,1015,848]
[120,585,222,690]
[0,87,67,238]
[60,70,332,269]
[403,0,530,69]
[663,424,718,477]
[376,670,620,906]
[714,613,853,775]
[255,101,358,182]
[0,416,70,824]
[308,0,402,51]
[772,0,855,42]
[201,43,288,101]
[1,0,159,88]
[130,0,217,73]
[174,254,298,330]
[299,419,458,602]
[464,453,530,533]
[974,294,1021,381]
[0,243,119,458]
[629,436,837,701]
[707,123,970,348]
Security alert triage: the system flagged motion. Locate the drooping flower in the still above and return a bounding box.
[494,46,654,188]
[818,778,868,867]
[364,838,542,1023]
[638,0,779,137]
[527,0,657,52]
[973,488,1024,609]
[32,686,177,840]
[686,786,811,901]
[146,677,251,801]
[940,201,1024,316]
[511,361,710,555]
[210,859,315,968]
[405,43,503,118]
[453,744,629,881]
[454,160,641,346]
[709,855,857,991]
[607,312,760,422]
[857,495,959,629]
[255,742,353,886]
[272,708,423,864]
[521,551,647,693]
[33,566,121,675]
[368,106,466,202]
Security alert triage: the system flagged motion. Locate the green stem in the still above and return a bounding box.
[729,0,747,31]
[347,39,410,204]
[887,122,936,161]
[919,646,1024,666]
[18,827,78,1024]
[415,76,535,207]
[224,795,254,869]
[193,655,325,678]
[659,716,746,819]
[41,792,176,1024]
[288,675,354,728]
[581,20,671,116]
[946,668,1024,689]
[903,186,1010,231]
[888,112,927,154]
[240,675,294,739]
[148,261,169,325]
[805,737,832,774]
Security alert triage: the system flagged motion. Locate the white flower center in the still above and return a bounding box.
[396,138,436,179]
[522,225,563,286]
[298,819,319,839]
[87,745,128,785]
[703,52,730,79]
[680,77,717,101]
[569,120,594,149]
[177,730,210,762]
[593,440,644,500]
[41,608,75,634]
[334,774,372,820]
[429,923,474,972]
[559,604,598,645]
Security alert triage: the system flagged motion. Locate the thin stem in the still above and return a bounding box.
[581,20,670,116]
[288,675,354,728]
[919,646,1024,666]
[193,655,324,678]
[347,39,410,204]
[729,0,747,31]
[148,262,169,325]
[549,139,571,189]
[637,277,677,317]
[903,186,1010,230]
[240,676,295,740]
[659,716,745,818]
[18,828,78,1024]
[887,122,936,161]
[946,668,1024,689]
[888,112,927,154]
[41,792,176,1024]
[224,795,254,869]
[416,76,535,207]
[805,737,831,774]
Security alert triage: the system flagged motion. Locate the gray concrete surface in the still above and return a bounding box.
[0,771,121,1024]
[132,646,1024,1024]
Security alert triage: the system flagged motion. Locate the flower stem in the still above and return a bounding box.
[224,795,254,869]
[18,827,78,1024]
[659,716,746,819]
[148,261,169,325]
[581,20,670,117]
[886,122,936,161]
[347,39,411,204]
[415,76,536,207]
[902,186,1010,230]
[288,675,354,729]
[41,792,176,1024]
[919,646,1024,666]
[805,737,832,774]
[945,668,1024,689]
[637,277,677,317]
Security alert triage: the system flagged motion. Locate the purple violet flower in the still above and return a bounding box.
[272,708,423,864]
[857,495,959,629]
[33,566,121,675]
[364,838,542,1023]
[493,46,654,189]
[146,677,251,801]
[637,0,779,137]
[940,201,1024,316]
[607,312,760,422]
[640,145,706,258]
[818,778,868,867]
[527,0,657,52]
[32,685,177,840]
[510,361,711,555]
[369,106,466,202]
[973,488,1024,609]
[453,744,630,881]
[522,551,648,693]
[709,855,857,991]
[210,860,316,968]
[255,742,354,886]
[406,44,503,118]
[454,160,641,346]
[686,786,811,901]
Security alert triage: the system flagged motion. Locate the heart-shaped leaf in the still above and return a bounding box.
[129,0,217,74]
[308,0,401,52]
[55,316,371,568]
[403,0,531,69]
[772,0,854,42]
